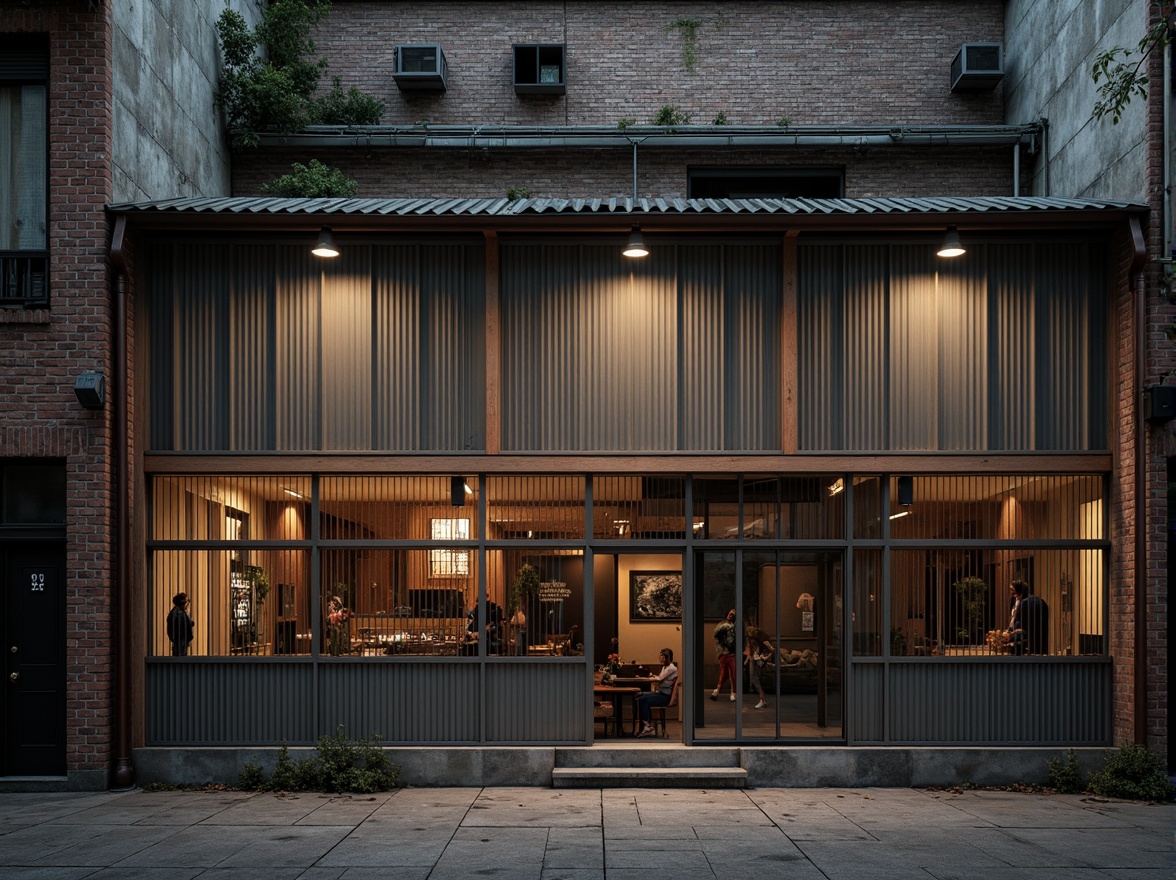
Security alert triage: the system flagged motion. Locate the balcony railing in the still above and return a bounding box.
[0,252,48,307]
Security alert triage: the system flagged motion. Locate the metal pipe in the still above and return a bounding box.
[108,214,135,790]
[264,123,1042,151]
[1013,142,1020,196]
[1128,216,1148,747]
[631,140,637,201]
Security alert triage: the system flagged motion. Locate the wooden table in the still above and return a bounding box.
[593,685,640,737]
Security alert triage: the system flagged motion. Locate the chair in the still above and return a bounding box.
[593,699,615,737]
[651,674,681,737]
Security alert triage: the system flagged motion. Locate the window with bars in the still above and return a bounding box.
[0,34,48,308]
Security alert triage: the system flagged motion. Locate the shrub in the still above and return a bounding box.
[238,762,266,791]
[260,160,358,198]
[506,187,532,201]
[653,105,691,127]
[617,117,637,130]
[247,731,398,793]
[1087,744,1175,802]
[215,0,382,146]
[711,111,728,125]
[1047,749,1085,794]
[313,77,384,126]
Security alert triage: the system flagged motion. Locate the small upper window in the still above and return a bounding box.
[0,33,49,308]
[688,166,844,200]
[513,44,565,95]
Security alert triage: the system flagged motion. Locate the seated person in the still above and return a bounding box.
[1006,580,1049,655]
[462,602,505,655]
[636,648,679,737]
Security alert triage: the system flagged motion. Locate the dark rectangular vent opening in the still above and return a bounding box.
[393,44,447,91]
[513,44,566,94]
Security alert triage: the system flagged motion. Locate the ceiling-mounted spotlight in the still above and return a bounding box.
[622,224,649,258]
[936,225,966,258]
[311,225,340,258]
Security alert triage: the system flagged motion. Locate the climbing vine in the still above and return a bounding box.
[668,16,727,74]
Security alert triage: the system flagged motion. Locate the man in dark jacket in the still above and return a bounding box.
[166,592,194,656]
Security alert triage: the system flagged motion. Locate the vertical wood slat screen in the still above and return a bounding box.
[798,241,1108,452]
[149,241,485,452]
[500,242,782,451]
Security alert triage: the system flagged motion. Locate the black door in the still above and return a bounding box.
[3,544,67,776]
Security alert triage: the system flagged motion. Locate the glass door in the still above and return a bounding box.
[693,549,843,741]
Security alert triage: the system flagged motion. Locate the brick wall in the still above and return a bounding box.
[234,144,1015,199]
[0,1,114,786]
[312,1,1006,128]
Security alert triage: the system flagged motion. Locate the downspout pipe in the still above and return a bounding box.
[1128,215,1148,748]
[109,215,135,789]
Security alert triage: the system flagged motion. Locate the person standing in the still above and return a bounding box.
[710,608,737,701]
[166,592,194,656]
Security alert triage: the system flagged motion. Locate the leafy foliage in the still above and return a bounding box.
[314,77,384,127]
[239,731,399,793]
[1046,749,1085,794]
[616,116,637,130]
[711,111,728,126]
[506,187,532,201]
[1087,743,1175,801]
[1091,2,1174,124]
[653,105,691,128]
[260,159,358,197]
[215,0,381,146]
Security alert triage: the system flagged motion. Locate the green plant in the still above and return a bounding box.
[245,564,270,608]
[238,762,266,791]
[1047,749,1085,794]
[617,116,637,130]
[509,562,541,614]
[953,576,987,644]
[261,159,358,197]
[653,105,691,128]
[314,726,399,793]
[313,76,384,126]
[711,111,728,125]
[215,0,382,146]
[1091,2,1174,124]
[506,187,532,201]
[1087,743,1175,801]
[669,18,704,73]
[776,117,792,128]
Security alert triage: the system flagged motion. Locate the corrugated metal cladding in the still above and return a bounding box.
[146,661,586,745]
[149,241,486,452]
[499,242,781,451]
[849,661,1111,744]
[798,242,1108,452]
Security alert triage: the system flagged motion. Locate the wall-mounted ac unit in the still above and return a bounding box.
[513,44,565,95]
[950,43,1003,92]
[393,44,447,91]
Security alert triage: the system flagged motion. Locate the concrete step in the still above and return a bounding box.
[555,746,741,769]
[551,766,747,789]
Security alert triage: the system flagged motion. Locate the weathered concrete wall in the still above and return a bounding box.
[1004,0,1147,200]
[111,0,263,201]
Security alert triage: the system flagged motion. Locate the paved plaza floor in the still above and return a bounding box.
[0,786,1171,879]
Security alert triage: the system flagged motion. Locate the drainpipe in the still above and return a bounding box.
[109,215,135,789]
[1128,215,1148,747]
[1012,142,1020,196]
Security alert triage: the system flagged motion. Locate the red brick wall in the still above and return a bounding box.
[0,1,114,785]
[313,1,1006,127]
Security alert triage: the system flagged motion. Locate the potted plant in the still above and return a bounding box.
[953,576,987,645]
[508,563,541,655]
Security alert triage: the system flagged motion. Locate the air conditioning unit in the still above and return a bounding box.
[513,44,566,95]
[393,44,447,92]
[950,43,1004,92]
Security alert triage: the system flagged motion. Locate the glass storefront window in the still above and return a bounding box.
[320,475,480,540]
[887,475,1104,541]
[595,476,685,538]
[487,548,585,656]
[852,549,882,657]
[889,548,1105,657]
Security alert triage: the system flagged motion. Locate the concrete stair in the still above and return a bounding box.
[551,746,747,789]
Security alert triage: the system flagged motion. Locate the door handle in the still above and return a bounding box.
[8,672,18,682]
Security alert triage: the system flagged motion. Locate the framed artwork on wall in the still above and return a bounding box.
[629,570,682,622]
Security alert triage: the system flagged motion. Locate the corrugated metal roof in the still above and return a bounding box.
[106,195,1144,218]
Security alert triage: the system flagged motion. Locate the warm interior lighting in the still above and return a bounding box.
[312,226,340,258]
[622,224,649,258]
[936,225,966,258]
[889,510,912,520]
[282,488,306,500]
[828,478,845,496]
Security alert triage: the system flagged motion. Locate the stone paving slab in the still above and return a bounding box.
[0,788,1169,879]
